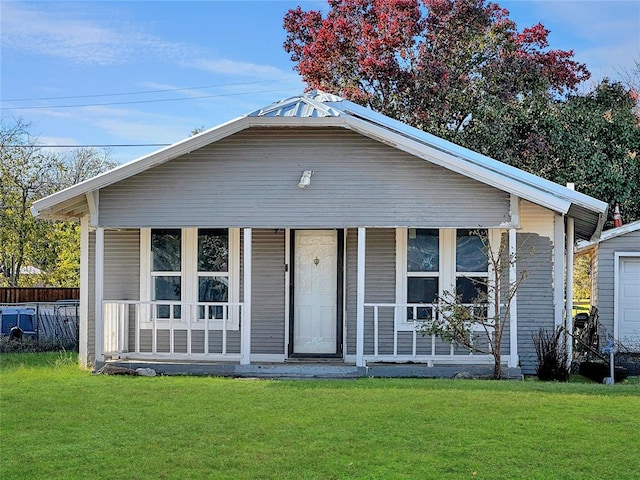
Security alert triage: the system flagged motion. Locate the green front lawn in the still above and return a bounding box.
[1,352,639,479]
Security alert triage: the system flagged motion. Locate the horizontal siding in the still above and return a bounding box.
[363,229,396,355]
[99,128,510,229]
[250,229,286,354]
[104,230,140,301]
[103,230,140,354]
[137,329,240,354]
[516,233,555,374]
[596,230,640,333]
[520,200,555,239]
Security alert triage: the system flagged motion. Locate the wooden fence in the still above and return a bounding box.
[0,287,79,304]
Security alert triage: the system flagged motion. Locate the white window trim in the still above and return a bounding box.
[614,252,640,341]
[395,228,445,331]
[395,228,499,332]
[140,227,240,330]
[454,229,500,334]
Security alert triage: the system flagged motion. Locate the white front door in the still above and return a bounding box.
[293,230,338,354]
[617,256,640,346]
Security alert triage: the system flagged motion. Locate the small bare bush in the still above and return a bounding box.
[533,326,570,381]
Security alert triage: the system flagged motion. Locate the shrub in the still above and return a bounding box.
[0,335,77,354]
[533,326,570,381]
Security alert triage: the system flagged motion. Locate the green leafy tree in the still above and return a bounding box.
[573,254,591,305]
[1,120,59,286]
[1,120,117,287]
[551,80,640,224]
[463,80,640,223]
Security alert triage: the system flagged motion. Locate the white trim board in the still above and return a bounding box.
[614,252,640,341]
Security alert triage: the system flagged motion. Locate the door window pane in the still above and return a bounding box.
[152,229,181,271]
[198,229,228,272]
[408,229,439,272]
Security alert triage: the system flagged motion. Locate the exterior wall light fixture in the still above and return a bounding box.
[298,170,314,188]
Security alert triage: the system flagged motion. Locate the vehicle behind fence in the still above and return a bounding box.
[0,301,79,351]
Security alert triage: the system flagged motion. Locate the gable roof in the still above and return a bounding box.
[32,91,608,240]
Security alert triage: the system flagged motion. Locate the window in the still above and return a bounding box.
[455,229,488,303]
[397,228,495,330]
[151,229,182,319]
[404,229,440,323]
[142,228,240,329]
[197,229,229,320]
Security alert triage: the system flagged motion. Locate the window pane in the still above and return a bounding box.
[153,276,181,319]
[198,229,228,272]
[456,229,488,272]
[152,229,181,272]
[407,229,439,272]
[456,277,487,303]
[156,304,182,319]
[199,277,229,303]
[407,277,439,303]
[153,276,181,301]
[406,306,432,321]
[199,277,228,320]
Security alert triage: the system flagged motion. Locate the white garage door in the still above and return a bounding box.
[617,256,640,348]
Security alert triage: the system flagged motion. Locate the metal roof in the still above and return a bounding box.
[32,91,608,240]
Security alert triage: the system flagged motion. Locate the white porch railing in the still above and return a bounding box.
[364,303,497,365]
[102,301,243,360]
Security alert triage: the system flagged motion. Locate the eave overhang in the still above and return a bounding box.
[32,91,609,240]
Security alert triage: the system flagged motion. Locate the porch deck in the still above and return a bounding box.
[97,358,522,379]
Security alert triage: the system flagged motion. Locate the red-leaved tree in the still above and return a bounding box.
[283,0,589,137]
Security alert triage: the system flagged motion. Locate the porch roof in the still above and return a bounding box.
[32,91,607,240]
[576,219,640,253]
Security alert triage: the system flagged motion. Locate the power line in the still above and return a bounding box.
[1,88,295,111]
[3,80,277,102]
[4,144,171,148]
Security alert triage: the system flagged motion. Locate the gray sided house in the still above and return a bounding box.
[32,92,608,377]
[576,221,640,350]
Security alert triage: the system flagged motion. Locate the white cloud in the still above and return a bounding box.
[187,58,298,81]
[1,2,197,65]
[39,135,80,146]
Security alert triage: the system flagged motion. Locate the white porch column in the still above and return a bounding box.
[565,217,575,363]
[553,214,566,328]
[241,227,252,365]
[356,227,366,367]
[94,227,104,363]
[508,228,518,368]
[78,216,90,368]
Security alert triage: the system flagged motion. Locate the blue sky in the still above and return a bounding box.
[1,0,639,164]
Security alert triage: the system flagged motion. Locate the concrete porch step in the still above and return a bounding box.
[102,359,365,379]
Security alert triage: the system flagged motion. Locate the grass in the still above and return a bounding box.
[1,353,639,479]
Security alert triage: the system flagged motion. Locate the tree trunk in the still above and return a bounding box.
[493,350,502,379]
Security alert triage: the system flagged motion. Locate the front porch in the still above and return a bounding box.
[88,226,529,374]
[99,298,515,374]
